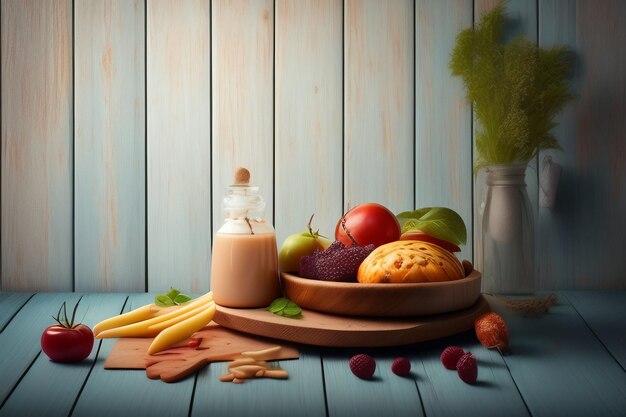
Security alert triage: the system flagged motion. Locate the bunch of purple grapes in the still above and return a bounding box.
[299,241,375,282]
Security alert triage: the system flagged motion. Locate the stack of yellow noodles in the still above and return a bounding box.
[93,292,216,354]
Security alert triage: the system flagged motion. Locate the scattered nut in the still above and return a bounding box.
[241,346,281,361]
[259,369,289,379]
[227,357,258,369]
[219,373,235,382]
[219,347,289,384]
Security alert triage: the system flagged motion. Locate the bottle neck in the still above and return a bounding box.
[486,164,527,186]
[219,184,274,234]
[223,185,266,220]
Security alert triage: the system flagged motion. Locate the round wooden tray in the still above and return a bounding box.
[281,270,482,317]
[213,296,490,348]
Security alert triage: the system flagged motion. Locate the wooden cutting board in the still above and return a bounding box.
[213,295,490,347]
[104,323,299,383]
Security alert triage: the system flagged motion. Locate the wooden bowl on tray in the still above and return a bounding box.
[281,270,482,318]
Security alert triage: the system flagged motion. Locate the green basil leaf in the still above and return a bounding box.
[268,298,301,318]
[269,298,289,313]
[396,207,430,224]
[155,294,175,307]
[282,302,302,317]
[166,288,180,301]
[396,207,467,245]
[174,294,192,305]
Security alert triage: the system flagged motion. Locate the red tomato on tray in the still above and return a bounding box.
[335,203,401,248]
[41,298,94,363]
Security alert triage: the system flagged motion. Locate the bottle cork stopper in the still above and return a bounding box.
[234,167,250,185]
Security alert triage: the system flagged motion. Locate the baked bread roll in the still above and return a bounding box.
[357,240,464,283]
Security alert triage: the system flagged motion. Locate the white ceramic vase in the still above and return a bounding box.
[481,164,535,294]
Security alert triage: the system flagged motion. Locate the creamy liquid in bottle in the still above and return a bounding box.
[210,168,281,308]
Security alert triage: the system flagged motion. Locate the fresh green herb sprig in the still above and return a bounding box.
[449,2,573,171]
[155,287,193,307]
[269,298,302,318]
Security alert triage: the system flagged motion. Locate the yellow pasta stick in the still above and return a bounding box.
[93,304,179,336]
[96,292,213,339]
[96,302,212,339]
[147,302,216,354]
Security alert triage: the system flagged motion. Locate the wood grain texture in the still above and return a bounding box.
[565,291,626,370]
[213,297,489,347]
[323,348,424,417]
[212,0,274,232]
[472,0,538,288]
[415,0,473,262]
[281,270,482,317]
[539,0,626,289]
[412,332,529,417]
[71,293,195,417]
[344,0,414,213]
[1,1,625,292]
[74,0,146,292]
[0,294,127,417]
[0,292,33,332]
[146,339,296,383]
[104,324,298,376]
[536,0,576,289]
[0,293,79,404]
[1,0,73,291]
[1,292,626,413]
[147,0,211,293]
[487,293,626,417]
[274,0,343,245]
[192,347,325,417]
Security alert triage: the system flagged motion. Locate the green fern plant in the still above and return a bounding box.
[450,3,573,171]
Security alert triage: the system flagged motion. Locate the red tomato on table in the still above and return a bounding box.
[335,203,401,248]
[41,324,94,362]
[40,298,94,363]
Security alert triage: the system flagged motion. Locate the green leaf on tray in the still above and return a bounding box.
[166,288,180,300]
[396,207,467,245]
[155,287,193,307]
[268,297,302,318]
[155,294,175,307]
[174,294,192,304]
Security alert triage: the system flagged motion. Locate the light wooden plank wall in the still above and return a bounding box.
[74,0,145,292]
[1,0,625,292]
[147,0,211,293]
[415,0,473,263]
[274,0,343,246]
[538,0,626,289]
[1,0,73,291]
[344,0,414,215]
[212,0,274,237]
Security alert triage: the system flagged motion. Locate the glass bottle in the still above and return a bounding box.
[210,168,280,308]
[481,164,535,294]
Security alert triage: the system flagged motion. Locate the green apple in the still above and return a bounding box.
[279,215,332,273]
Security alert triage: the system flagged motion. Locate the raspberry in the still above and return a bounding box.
[300,241,375,282]
[440,346,465,370]
[456,352,477,384]
[391,357,411,376]
[349,354,376,380]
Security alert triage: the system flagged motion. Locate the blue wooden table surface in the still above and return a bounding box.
[0,291,624,417]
